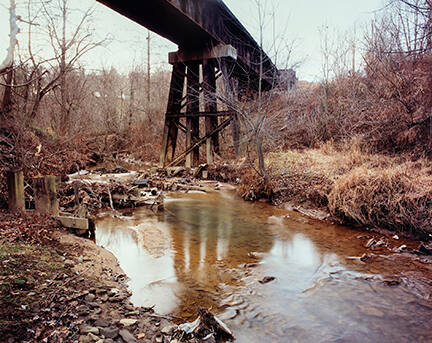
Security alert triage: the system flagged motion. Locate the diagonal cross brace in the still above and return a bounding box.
[167,117,232,167]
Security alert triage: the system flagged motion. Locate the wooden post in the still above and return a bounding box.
[220,58,240,157]
[7,170,25,212]
[33,176,59,216]
[160,63,186,166]
[185,61,200,168]
[203,59,219,164]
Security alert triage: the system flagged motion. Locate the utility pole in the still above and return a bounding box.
[147,30,151,104]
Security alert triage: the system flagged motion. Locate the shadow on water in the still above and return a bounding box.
[96,191,432,343]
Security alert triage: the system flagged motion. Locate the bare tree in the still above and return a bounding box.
[36,0,107,136]
[1,0,19,114]
[215,0,296,179]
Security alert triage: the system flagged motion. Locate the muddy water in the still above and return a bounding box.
[95,191,432,343]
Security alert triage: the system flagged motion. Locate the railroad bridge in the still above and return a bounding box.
[97,0,279,167]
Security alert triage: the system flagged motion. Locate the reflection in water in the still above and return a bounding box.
[96,192,432,343]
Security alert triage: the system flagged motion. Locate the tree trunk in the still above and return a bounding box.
[1,66,13,115]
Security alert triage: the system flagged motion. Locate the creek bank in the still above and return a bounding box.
[0,212,232,343]
[1,164,237,343]
[0,212,175,343]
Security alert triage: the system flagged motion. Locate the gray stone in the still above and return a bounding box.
[119,318,137,327]
[100,327,119,339]
[79,333,99,343]
[161,324,178,335]
[94,319,110,327]
[124,303,135,311]
[85,294,96,302]
[126,310,139,316]
[119,329,137,343]
[77,305,90,316]
[109,295,126,302]
[80,326,100,335]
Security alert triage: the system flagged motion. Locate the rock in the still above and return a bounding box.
[161,324,178,335]
[108,288,120,296]
[100,327,119,339]
[79,333,99,343]
[119,318,138,327]
[258,276,276,284]
[77,305,90,316]
[392,235,400,240]
[87,302,100,308]
[95,288,107,295]
[119,329,137,343]
[94,319,110,327]
[80,326,100,335]
[124,303,135,311]
[126,310,140,316]
[155,335,163,343]
[109,295,126,302]
[85,294,96,303]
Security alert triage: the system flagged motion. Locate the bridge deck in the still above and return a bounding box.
[97,0,278,88]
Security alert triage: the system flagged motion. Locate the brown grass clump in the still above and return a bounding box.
[328,165,432,238]
[267,141,432,238]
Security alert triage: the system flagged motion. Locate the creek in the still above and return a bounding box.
[95,190,432,343]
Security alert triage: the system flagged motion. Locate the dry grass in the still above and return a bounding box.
[267,140,432,238]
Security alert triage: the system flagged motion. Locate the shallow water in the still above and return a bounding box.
[95,191,432,343]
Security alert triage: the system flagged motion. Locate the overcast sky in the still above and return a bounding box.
[0,0,385,81]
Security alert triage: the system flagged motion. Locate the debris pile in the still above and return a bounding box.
[172,308,234,343]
